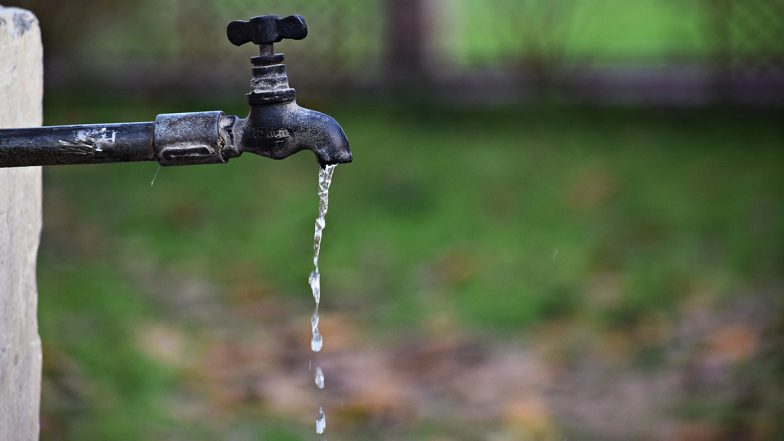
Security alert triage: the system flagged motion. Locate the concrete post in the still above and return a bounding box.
[0,6,43,441]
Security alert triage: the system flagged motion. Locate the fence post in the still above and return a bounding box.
[0,6,44,441]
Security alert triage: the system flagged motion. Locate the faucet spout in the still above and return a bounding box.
[233,101,351,167]
[293,105,353,167]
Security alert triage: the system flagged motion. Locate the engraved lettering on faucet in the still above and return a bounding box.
[252,127,292,142]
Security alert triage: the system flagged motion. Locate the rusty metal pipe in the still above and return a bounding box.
[0,122,155,167]
[0,111,232,167]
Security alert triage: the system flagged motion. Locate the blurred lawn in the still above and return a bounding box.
[37,97,784,440]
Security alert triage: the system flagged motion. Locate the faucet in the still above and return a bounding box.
[0,15,352,168]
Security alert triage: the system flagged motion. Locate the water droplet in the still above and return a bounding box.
[311,310,320,333]
[309,270,320,304]
[311,331,323,352]
[315,406,326,434]
[315,366,325,389]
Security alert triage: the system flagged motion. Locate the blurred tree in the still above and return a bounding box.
[383,0,429,88]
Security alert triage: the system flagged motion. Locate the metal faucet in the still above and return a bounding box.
[0,15,352,168]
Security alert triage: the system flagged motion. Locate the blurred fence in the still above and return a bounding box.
[6,0,784,105]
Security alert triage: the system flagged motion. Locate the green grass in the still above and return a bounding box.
[38,262,174,440]
[37,99,784,439]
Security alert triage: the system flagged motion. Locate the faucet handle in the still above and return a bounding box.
[227,15,308,46]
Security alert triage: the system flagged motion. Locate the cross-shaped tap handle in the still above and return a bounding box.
[227,15,308,47]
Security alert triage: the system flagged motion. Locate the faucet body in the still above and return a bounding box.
[0,14,352,168]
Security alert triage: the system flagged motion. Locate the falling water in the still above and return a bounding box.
[316,406,327,434]
[309,164,336,437]
[314,366,325,389]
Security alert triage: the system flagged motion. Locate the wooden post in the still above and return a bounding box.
[0,6,43,441]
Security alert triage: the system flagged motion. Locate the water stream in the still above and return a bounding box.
[309,164,336,438]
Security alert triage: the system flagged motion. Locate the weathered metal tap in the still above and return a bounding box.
[0,14,352,168]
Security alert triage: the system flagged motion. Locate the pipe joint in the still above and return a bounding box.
[154,111,227,166]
